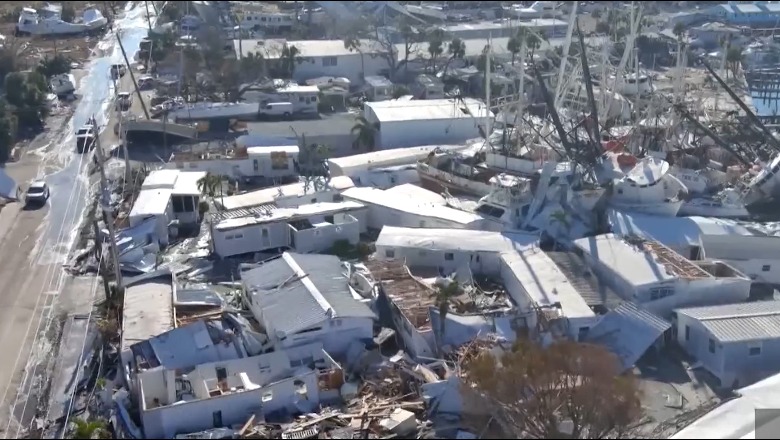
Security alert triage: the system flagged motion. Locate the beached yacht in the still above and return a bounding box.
[16,6,107,36]
[417,150,500,198]
[603,154,687,217]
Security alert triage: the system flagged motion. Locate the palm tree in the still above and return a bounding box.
[351,116,377,151]
[442,38,466,78]
[197,172,223,202]
[427,29,446,73]
[279,44,301,79]
[672,22,686,40]
[525,30,544,62]
[432,280,460,355]
[508,31,523,66]
[726,46,743,80]
[70,419,110,439]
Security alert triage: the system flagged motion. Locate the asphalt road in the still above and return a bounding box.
[0,3,151,437]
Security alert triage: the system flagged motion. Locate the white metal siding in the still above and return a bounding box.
[142,375,319,438]
[291,54,386,84]
[212,221,290,257]
[375,247,501,277]
[292,214,360,253]
[377,119,486,149]
[342,196,477,230]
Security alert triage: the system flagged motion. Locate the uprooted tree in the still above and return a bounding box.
[460,338,643,439]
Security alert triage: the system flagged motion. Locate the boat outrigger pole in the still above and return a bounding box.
[702,60,780,153]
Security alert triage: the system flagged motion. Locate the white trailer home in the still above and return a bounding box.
[374,226,538,276]
[168,144,299,182]
[572,234,752,317]
[241,252,376,356]
[210,201,367,258]
[674,301,780,388]
[217,176,355,211]
[129,188,175,247]
[341,186,490,230]
[700,234,780,285]
[138,343,342,438]
[140,170,206,228]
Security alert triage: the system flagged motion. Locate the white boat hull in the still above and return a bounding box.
[608,199,683,217]
[169,103,259,121]
[569,188,605,212]
[678,201,750,219]
[417,164,493,198]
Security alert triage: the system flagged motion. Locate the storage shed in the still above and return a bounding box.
[363,98,492,149]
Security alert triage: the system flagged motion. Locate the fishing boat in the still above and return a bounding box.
[604,154,687,217]
[417,150,499,198]
[679,188,750,219]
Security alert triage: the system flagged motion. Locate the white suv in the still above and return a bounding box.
[25,180,50,206]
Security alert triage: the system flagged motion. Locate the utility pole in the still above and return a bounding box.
[92,218,112,300]
[144,1,153,32]
[92,116,123,289]
[117,30,151,120]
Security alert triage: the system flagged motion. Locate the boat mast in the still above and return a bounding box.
[606,3,643,118]
[554,2,578,110]
[485,35,492,140]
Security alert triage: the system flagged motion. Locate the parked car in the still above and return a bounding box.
[110,63,126,79]
[116,92,132,111]
[25,180,50,206]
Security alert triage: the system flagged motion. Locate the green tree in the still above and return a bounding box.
[351,116,377,151]
[441,37,466,77]
[508,31,523,65]
[344,35,366,79]
[36,54,72,78]
[197,172,223,198]
[673,22,686,39]
[160,2,183,22]
[427,28,446,73]
[595,21,611,35]
[391,85,410,99]
[462,338,643,439]
[476,46,495,73]
[0,99,17,163]
[69,419,111,439]
[398,18,423,76]
[4,71,49,129]
[726,46,743,79]
[525,29,544,61]
[278,44,301,79]
[0,47,18,83]
[61,3,76,22]
[432,280,460,355]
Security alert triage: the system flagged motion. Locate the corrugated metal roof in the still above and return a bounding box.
[242,253,375,336]
[586,303,670,371]
[211,203,277,223]
[677,301,780,343]
[546,251,625,309]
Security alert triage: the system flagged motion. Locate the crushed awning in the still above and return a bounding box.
[586,302,671,371]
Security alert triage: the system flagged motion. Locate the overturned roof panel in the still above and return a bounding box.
[586,302,670,371]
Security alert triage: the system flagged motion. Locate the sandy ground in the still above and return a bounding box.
[0,63,139,437]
